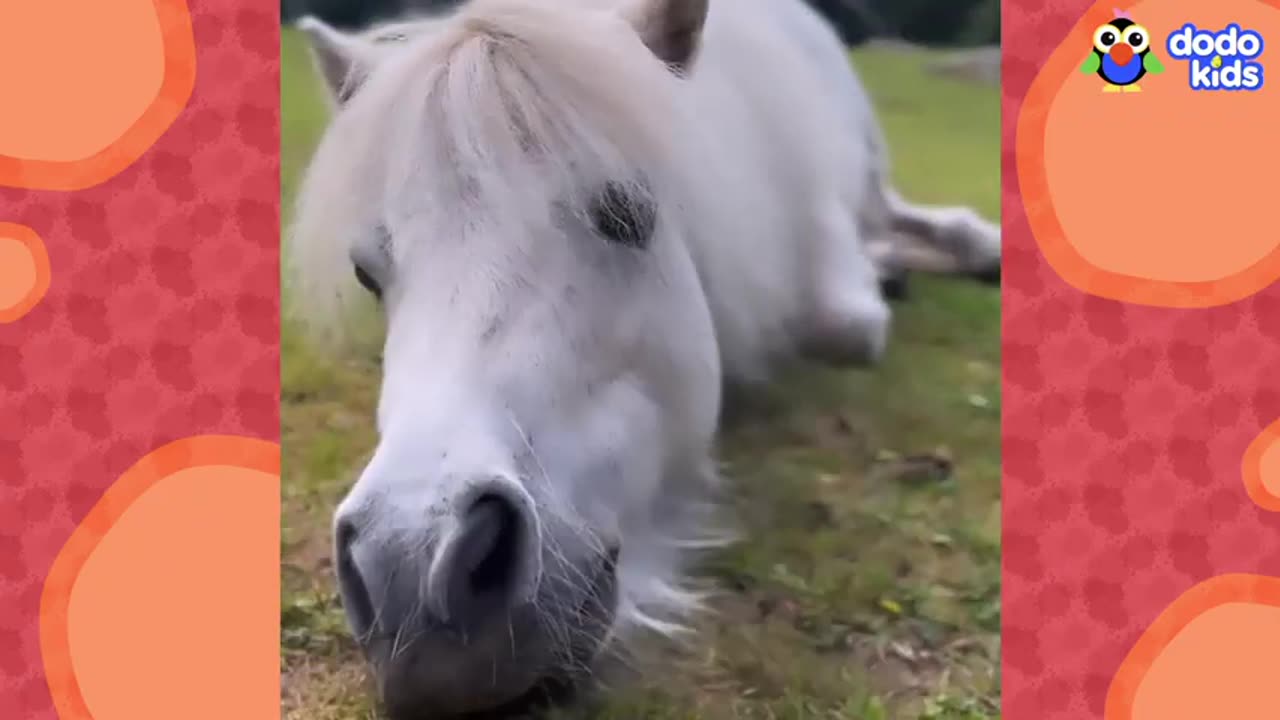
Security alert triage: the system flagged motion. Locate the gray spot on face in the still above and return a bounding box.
[480,316,503,343]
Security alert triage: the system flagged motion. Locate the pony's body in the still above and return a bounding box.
[665,0,887,381]
[290,0,999,715]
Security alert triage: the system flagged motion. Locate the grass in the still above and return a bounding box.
[280,31,1001,720]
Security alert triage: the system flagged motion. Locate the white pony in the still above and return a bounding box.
[289,0,999,715]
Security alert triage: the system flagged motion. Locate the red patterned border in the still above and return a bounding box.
[1004,1,1280,718]
[0,1,279,717]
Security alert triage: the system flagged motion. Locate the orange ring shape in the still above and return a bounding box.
[1243,420,1280,512]
[1017,0,1280,308]
[1106,574,1280,720]
[0,222,52,323]
[0,0,196,191]
[40,435,280,720]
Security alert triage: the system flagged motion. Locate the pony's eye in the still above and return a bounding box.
[354,263,383,300]
[590,182,656,249]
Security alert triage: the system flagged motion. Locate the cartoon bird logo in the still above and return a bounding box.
[1080,10,1165,92]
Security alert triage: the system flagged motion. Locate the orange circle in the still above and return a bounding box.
[1107,575,1280,720]
[41,436,280,720]
[0,238,37,307]
[1133,602,1280,719]
[1017,0,1280,308]
[1243,420,1280,512]
[0,0,195,190]
[1262,444,1280,498]
[0,222,51,323]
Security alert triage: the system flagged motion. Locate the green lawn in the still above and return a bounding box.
[280,30,1001,720]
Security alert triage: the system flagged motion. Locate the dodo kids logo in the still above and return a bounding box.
[1167,22,1266,90]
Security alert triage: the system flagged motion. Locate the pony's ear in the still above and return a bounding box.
[297,16,374,105]
[624,0,710,75]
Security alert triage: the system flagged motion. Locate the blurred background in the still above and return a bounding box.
[278,0,1000,47]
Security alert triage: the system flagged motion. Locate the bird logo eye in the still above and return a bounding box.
[1123,24,1150,52]
[1093,24,1121,52]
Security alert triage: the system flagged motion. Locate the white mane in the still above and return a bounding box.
[287,0,692,347]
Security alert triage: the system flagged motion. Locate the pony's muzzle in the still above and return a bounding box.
[331,473,618,716]
[333,477,542,642]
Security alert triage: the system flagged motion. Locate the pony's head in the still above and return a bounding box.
[289,0,721,714]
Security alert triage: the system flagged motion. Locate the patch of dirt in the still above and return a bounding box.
[282,656,376,720]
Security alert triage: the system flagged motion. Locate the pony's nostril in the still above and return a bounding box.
[334,518,376,639]
[466,496,524,593]
[467,497,520,593]
[445,493,527,624]
[335,517,358,554]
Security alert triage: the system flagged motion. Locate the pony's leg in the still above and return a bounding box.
[800,195,892,367]
[863,233,912,302]
[855,170,914,302]
[884,186,1002,285]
